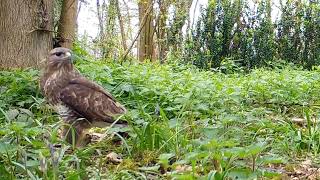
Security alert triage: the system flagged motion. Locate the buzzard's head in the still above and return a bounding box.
[49,47,72,63]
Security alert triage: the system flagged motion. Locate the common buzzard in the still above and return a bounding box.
[40,47,127,147]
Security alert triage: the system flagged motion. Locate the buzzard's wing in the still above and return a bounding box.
[59,77,126,124]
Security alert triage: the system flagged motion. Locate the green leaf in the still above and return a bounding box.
[0,142,18,154]
[26,160,39,167]
[207,170,223,180]
[246,142,266,156]
[0,164,11,179]
[6,109,19,120]
[19,108,34,117]
[158,153,175,167]
[227,168,257,180]
[257,155,286,165]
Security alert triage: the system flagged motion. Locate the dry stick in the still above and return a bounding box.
[121,2,154,61]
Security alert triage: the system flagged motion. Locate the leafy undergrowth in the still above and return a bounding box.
[2,61,320,179]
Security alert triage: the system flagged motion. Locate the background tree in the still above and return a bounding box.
[95,0,121,59]
[302,0,320,69]
[57,0,79,48]
[251,0,276,67]
[181,0,320,70]
[167,0,193,52]
[0,0,54,69]
[155,0,169,63]
[138,0,155,62]
[116,0,128,55]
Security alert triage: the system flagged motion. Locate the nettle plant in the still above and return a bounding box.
[2,61,320,179]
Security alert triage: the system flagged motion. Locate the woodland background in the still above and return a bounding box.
[1,0,320,179]
[1,0,320,70]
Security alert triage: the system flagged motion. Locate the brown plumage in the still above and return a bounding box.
[40,47,127,147]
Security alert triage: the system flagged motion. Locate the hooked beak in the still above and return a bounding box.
[65,52,71,57]
[65,52,73,63]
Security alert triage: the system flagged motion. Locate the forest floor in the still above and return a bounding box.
[1,61,320,179]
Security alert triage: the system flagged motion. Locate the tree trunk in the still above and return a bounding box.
[96,0,106,57]
[167,0,193,51]
[0,0,53,69]
[138,0,154,62]
[115,0,127,53]
[105,0,118,59]
[57,0,78,48]
[157,0,168,63]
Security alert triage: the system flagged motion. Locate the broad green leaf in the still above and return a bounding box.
[227,168,257,180]
[0,142,18,154]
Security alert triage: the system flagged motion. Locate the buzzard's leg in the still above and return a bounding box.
[63,119,91,147]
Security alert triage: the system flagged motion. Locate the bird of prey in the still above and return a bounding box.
[40,47,127,147]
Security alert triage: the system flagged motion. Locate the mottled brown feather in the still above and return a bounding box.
[60,78,126,124]
[40,47,127,147]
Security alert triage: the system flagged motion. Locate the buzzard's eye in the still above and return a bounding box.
[56,52,63,57]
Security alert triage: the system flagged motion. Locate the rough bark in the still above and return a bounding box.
[122,2,153,61]
[157,0,168,63]
[138,0,154,62]
[0,0,53,69]
[57,0,78,48]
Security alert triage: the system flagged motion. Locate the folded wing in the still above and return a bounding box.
[59,77,126,124]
